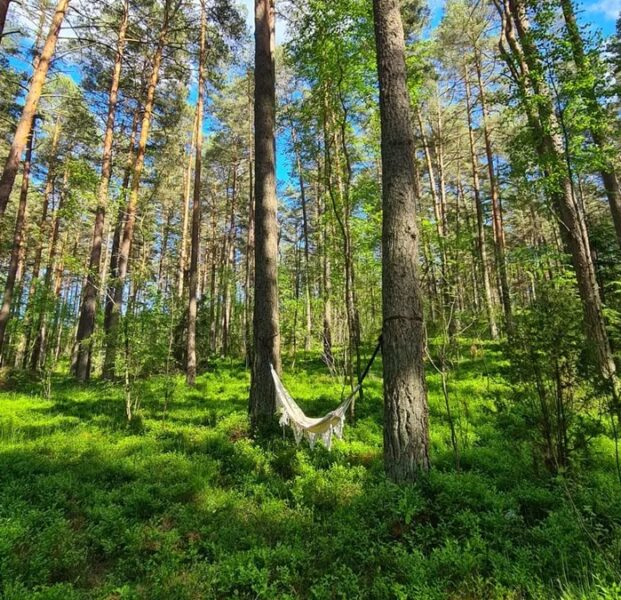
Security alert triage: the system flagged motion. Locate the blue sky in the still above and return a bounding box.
[240,0,620,40]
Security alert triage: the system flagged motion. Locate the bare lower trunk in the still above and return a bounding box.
[177,110,197,299]
[464,69,497,339]
[0,127,34,360]
[186,5,206,386]
[103,1,173,378]
[102,106,140,379]
[374,0,430,481]
[249,0,281,431]
[31,164,68,371]
[0,0,69,221]
[474,51,512,333]
[74,0,129,381]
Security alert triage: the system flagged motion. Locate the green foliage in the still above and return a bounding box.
[0,349,620,598]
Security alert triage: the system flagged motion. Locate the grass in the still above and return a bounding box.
[0,344,620,599]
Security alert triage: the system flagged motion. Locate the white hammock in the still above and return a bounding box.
[270,364,360,450]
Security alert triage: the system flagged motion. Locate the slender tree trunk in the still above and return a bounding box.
[21,115,60,366]
[244,98,255,367]
[249,0,281,431]
[74,0,129,381]
[222,165,238,356]
[474,50,513,332]
[373,0,430,481]
[186,3,206,386]
[102,105,140,378]
[0,127,34,360]
[177,110,198,299]
[291,126,313,351]
[0,0,69,222]
[416,108,452,326]
[31,163,68,370]
[464,69,498,339]
[103,0,174,378]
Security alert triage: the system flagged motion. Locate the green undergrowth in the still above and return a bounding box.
[0,344,620,599]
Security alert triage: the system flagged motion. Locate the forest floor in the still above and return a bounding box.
[0,343,620,599]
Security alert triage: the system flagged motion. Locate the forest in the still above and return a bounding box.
[0,0,621,597]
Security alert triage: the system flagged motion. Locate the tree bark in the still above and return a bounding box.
[177,110,197,299]
[186,3,206,386]
[0,126,34,360]
[0,0,69,222]
[464,68,498,339]
[291,126,312,351]
[474,49,513,333]
[31,163,69,370]
[102,0,174,378]
[496,0,620,403]
[249,0,281,431]
[373,0,430,481]
[559,0,621,251]
[74,0,129,381]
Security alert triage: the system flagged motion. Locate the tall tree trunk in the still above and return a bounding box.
[373,0,430,481]
[0,127,34,360]
[249,0,281,431]
[474,49,513,333]
[31,163,69,370]
[317,145,333,370]
[74,0,129,381]
[21,115,61,366]
[177,110,197,299]
[464,68,498,339]
[102,0,174,378]
[186,3,206,386]
[496,0,620,403]
[222,164,238,357]
[0,0,69,222]
[291,126,312,352]
[102,105,140,378]
[416,107,452,326]
[244,86,255,367]
[559,0,621,251]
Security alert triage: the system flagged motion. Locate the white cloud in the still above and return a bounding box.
[586,0,621,20]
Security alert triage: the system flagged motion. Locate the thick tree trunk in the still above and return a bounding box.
[74,0,129,381]
[0,127,34,360]
[0,0,69,222]
[464,69,498,339]
[102,1,173,378]
[186,4,206,386]
[559,0,621,251]
[249,0,281,431]
[373,0,430,481]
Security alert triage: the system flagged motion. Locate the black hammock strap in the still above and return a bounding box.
[356,334,383,390]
